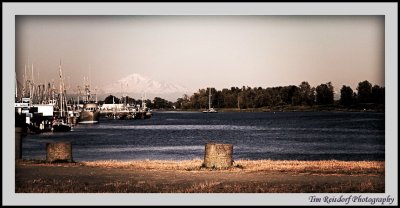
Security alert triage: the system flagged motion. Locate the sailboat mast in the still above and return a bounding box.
[31,64,35,103]
[23,64,26,98]
[31,64,34,83]
[15,71,18,99]
[77,86,80,105]
[59,60,63,118]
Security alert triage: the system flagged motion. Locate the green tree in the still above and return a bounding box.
[280,85,298,105]
[292,81,315,106]
[316,82,334,105]
[145,99,153,109]
[357,80,372,103]
[237,90,245,109]
[175,94,191,109]
[153,97,173,109]
[104,95,120,104]
[340,85,354,106]
[199,89,208,109]
[121,96,136,106]
[254,87,266,108]
[371,85,385,104]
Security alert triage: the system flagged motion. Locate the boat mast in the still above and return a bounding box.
[84,76,90,103]
[126,84,128,106]
[15,70,18,99]
[28,65,32,101]
[23,64,26,98]
[59,60,64,118]
[31,64,35,103]
[77,85,81,105]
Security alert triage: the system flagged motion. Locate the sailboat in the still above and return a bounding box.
[52,60,71,132]
[203,88,217,113]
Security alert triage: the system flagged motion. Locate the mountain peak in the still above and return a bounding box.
[119,73,147,83]
[104,73,189,97]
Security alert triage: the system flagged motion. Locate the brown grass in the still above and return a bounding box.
[81,159,384,174]
[81,158,205,171]
[16,159,385,193]
[16,178,384,193]
[179,179,384,193]
[235,159,384,174]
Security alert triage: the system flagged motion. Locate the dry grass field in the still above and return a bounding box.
[15,159,384,193]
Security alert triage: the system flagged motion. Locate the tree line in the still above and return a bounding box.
[101,80,384,111]
[175,80,384,110]
[101,95,174,110]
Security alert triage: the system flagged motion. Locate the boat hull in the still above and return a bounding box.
[78,111,100,124]
[203,109,218,113]
[133,111,152,119]
[79,103,100,124]
[52,124,71,132]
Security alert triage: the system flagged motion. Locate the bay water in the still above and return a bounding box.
[22,111,385,161]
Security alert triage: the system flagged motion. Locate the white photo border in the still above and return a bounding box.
[3,2,398,206]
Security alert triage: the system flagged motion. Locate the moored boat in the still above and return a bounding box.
[78,76,100,124]
[52,61,72,132]
[79,103,100,124]
[203,87,218,113]
[52,118,71,132]
[203,107,218,113]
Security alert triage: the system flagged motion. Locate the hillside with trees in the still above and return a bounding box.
[102,80,384,112]
[173,80,384,112]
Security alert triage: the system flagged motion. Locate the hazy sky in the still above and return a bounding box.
[16,15,384,96]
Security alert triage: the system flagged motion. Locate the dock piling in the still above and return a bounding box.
[46,142,73,163]
[203,143,233,168]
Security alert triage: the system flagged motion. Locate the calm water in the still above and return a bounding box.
[22,111,385,161]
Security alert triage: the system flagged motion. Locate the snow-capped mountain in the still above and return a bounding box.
[103,73,189,101]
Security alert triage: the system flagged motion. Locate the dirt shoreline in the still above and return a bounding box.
[15,159,384,193]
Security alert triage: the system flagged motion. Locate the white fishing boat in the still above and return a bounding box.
[79,102,100,123]
[78,78,100,124]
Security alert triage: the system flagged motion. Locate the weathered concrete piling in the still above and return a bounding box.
[46,142,73,163]
[204,143,233,168]
[15,127,23,160]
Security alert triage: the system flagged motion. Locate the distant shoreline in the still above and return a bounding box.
[153,105,385,113]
